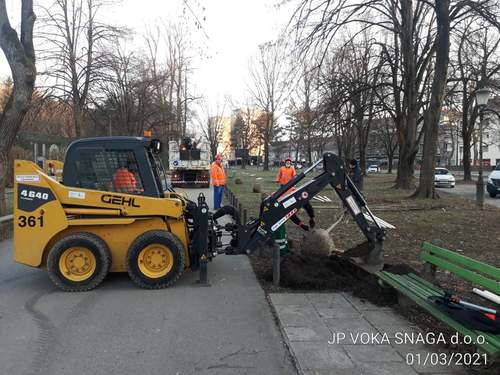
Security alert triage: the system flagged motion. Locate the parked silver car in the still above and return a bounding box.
[434,168,455,188]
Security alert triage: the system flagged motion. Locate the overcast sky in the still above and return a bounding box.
[0,0,294,107]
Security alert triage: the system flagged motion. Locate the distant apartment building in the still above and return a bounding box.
[215,108,266,160]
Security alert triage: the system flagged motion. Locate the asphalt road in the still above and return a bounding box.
[437,184,500,208]
[0,186,296,375]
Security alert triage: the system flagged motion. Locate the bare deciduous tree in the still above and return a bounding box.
[0,0,36,216]
[291,0,500,198]
[248,41,288,170]
[448,20,500,180]
[372,116,398,174]
[37,0,118,137]
[196,99,227,160]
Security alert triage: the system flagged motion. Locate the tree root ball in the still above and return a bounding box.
[234,177,243,185]
[300,229,334,256]
[252,183,262,193]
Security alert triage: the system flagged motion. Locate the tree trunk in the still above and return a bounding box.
[73,101,83,137]
[359,139,366,176]
[357,117,368,176]
[395,0,419,189]
[307,138,312,166]
[396,148,416,189]
[414,0,450,199]
[0,153,7,217]
[263,140,269,171]
[461,98,477,181]
[387,154,393,174]
[462,131,472,180]
[263,115,271,171]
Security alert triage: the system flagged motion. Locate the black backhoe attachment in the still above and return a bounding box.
[220,152,393,265]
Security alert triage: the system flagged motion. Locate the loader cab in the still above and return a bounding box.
[62,137,169,198]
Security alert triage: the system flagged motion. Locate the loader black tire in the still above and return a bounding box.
[126,230,185,289]
[47,232,111,292]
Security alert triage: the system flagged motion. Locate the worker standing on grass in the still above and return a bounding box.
[349,159,363,191]
[274,158,316,256]
[276,158,316,231]
[211,154,226,210]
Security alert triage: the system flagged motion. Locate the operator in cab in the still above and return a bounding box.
[211,154,226,210]
[113,166,137,193]
[113,156,144,194]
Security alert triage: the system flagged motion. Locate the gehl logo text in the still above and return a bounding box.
[101,194,140,207]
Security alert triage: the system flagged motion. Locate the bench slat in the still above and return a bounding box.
[421,242,500,280]
[378,271,500,356]
[399,275,441,298]
[382,273,440,302]
[408,273,443,293]
[422,253,500,295]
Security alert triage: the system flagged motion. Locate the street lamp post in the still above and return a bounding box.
[475,88,491,209]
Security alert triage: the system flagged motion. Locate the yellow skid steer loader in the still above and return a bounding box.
[13,136,391,291]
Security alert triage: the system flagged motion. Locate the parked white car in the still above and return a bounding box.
[367,165,380,173]
[434,168,455,188]
[487,164,500,198]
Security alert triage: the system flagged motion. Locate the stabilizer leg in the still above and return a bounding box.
[195,193,210,286]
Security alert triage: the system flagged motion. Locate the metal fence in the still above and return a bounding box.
[0,214,13,223]
[0,214,13,240]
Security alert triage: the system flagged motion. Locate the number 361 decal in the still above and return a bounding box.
[18,215,44,227]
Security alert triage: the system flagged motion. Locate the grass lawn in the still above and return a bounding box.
[227,167,499,267]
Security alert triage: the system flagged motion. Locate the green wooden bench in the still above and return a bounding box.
[377,242,500,357]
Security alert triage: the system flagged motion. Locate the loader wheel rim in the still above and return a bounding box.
[59,247,96,282]
[138,244,174,278]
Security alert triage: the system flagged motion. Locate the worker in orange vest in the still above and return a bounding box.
[276,157,315,231]
[211,154,226,209]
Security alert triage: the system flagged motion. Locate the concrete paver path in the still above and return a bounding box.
[270,292,470,375]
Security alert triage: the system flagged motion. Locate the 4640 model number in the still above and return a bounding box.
[20,189,49,200]
[18,215,44,228]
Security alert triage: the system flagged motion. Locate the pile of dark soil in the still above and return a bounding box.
[258,253,398,307]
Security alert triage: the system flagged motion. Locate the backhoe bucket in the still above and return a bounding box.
[342,240,384,268]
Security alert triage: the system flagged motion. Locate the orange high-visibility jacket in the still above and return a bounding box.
[113,168,137,193]
[276,166,296,185]
[210,162,226,186]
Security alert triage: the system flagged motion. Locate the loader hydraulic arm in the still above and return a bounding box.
[228,153,390,264]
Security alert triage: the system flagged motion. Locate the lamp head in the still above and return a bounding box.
[476,88,491,107]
